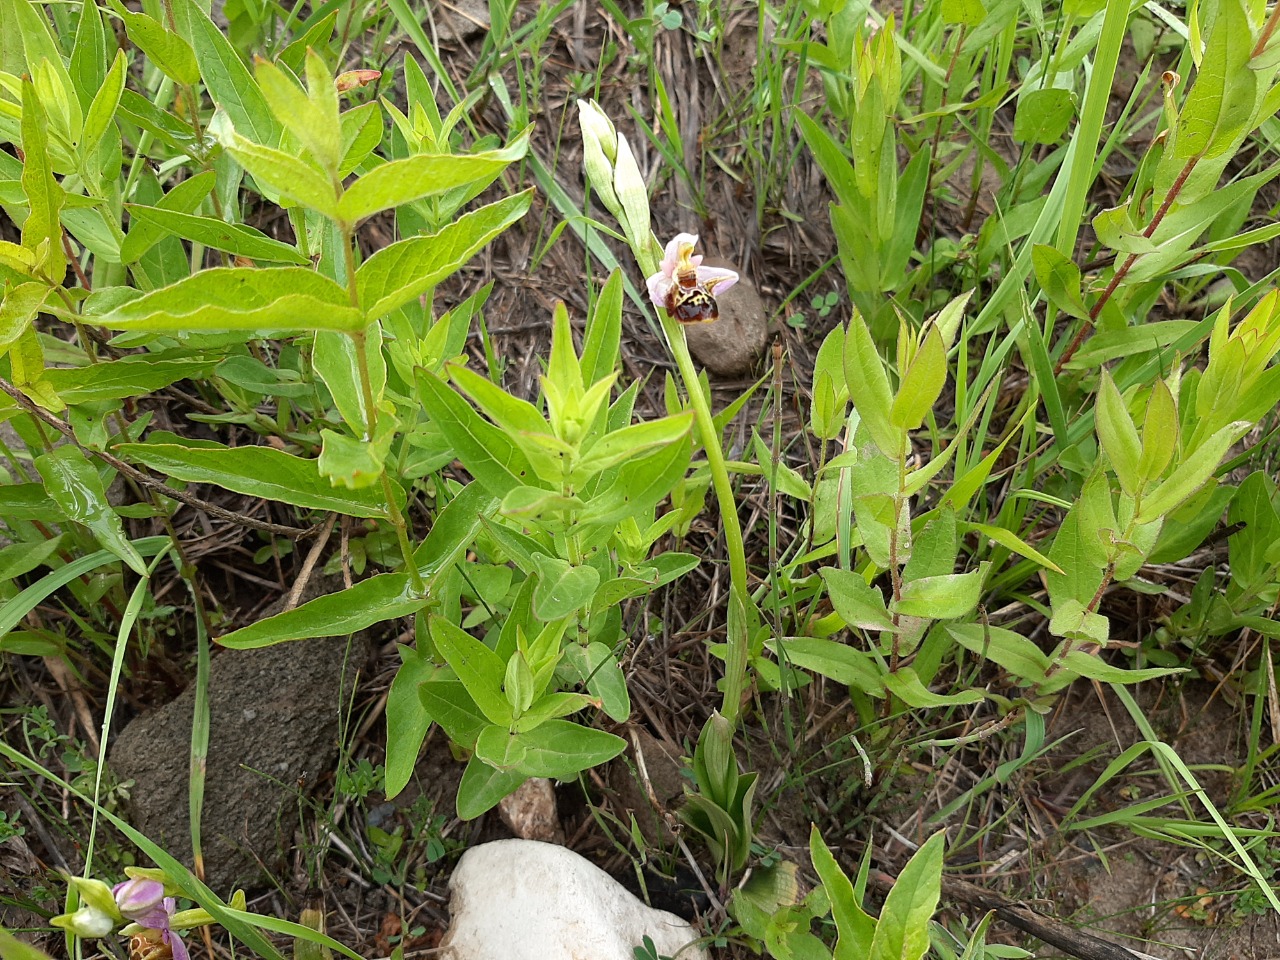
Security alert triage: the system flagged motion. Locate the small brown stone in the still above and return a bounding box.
[497,778,563,843]
[682,257,769,378]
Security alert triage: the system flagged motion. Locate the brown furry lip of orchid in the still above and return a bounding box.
[646,233,739,324]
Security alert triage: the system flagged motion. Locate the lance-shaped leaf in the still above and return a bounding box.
[35,446,146,574]
[218,572,428,648]
[105,0,200,85]
[357,191,532,319]
[92,267,364,333]
[116,441,397,517]
[255,51,341,174]
[125,204,310,264]
[220,131,341,218]
[337,130,530,223]
[20,77,64,276]
[44,356,217,404]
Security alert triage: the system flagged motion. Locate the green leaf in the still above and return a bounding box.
[337,132,530,223]
[1013,88,1075,144]
[890,326,946,430]
[420,678,489,748]
[415,369,538,497]
[357,191,532,319]
[882,667,984,707]
[124,204,310,264]
[0,282,50,353]
[809,827,876,960]
[575,412,693,476]
[117,441,395,517]
[44,356,217,404]
[429,614,512,726]
[1139,421,1246,521]
[1095,371,1141,495]
[219,131,341,218]
[119,170,216,265]
[456,754,526,819]
[175,0,279,146]
[868,831,945,960]
[106,0,200,85]
[1031,244,1089,320]
[1138,379,1177,482]
[255,51,341,174]
[843,313,898,455]
[92,267,364,333]
[531,553,600,621]
[81,50,126,166]
[19,77,63,277]
[218,572,427,648]
[769,637,884,697]
[947,622,1052,686]
[318,425,395,490]
[1174,0,1257,160]
[512,719,627,778]
[563,642,630,722]
[313,325,384,434]
[893,565,986,619]
[582,269,623,387]
[35,446,147,575]
[384,646,437,799]
[819,567,894,631]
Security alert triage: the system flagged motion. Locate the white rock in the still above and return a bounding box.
[440,839,707,960]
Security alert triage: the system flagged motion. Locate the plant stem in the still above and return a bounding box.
[344,231,424,593]
[1056,155,1200,372]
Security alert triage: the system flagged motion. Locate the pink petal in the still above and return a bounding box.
[661,233,699,276]
[696,265,739,293]
[646,271,673,308]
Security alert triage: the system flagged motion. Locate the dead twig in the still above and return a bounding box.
[0,377,318,540]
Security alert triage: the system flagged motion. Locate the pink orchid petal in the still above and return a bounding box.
[647,271,673,308]
[696,265,739,293]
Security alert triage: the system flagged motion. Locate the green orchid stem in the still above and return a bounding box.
[658,310,752,727]
[344,231,424,595]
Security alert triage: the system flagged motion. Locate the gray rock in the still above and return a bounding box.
[682,257,770,379]
[110,632,363,892]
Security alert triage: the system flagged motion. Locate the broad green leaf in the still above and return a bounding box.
[429,614,511,726]
[819,567,894,631]
[475,724,528,768]
[893,564,986,619]
[1139,422,1246,521]
[384,646,437,798]
[1095,371,1141,495]
[220,131,341,218]
[81,50,126,165]
[339,100,383,177]
[512,719,626,778]
[119,170,216,264]
[563,642,630,722]
[35,446,146,574]
[416,369,538,497]
[843,313,898,455]
[317,426,395,490]
[117,441,395,517]
[93,267,364,333]
[357,191,532,319]
[1174,0,1257,160]
[0,282,50,353]
[531,553,600,620]
[218,572,427,648]
[1139,379,1177,482]
[868,831,945,960]
[1042,650,1184,692]
[890,327,946,430]
[0,483,65,522]
[337,131,530,223]
[313,325,385,434]
[1031,243,1089,320]
[19,77,64,277]
[420,678,489,748]
[106,0,200,85]
[810,827,876,960]
[503,651,536,715]
[942,0,985,24]
[175,0,279,146]
[456,754,526,819]
[1013,88,1074,143]
[581,269,623,387]
[769,637,884,697]
[255,51,341,174]
[959,521,1062,572]
[575,412,694,476]
[946,622,1052,685]
[882,668,985,707]
[43,356,217,404]
[1,924,57,960]
[124,204,309,264]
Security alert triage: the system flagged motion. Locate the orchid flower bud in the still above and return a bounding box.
[611,134,652,254]
[114,878,166,922]
[577,99,623,221]
[51,905,116,938]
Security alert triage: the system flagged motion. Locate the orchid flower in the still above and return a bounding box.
[114,879,190,960]
[645,234,739,317]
